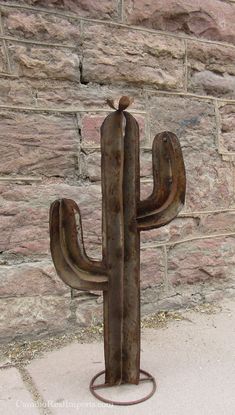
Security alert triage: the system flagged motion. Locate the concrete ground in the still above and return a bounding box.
[0,298,235,415]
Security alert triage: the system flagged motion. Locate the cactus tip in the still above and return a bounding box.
[118,96,134,111]
[106,96,134,111]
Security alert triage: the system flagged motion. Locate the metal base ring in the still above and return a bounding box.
[89,369,157,406]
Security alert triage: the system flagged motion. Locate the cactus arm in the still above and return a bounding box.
[138,131,173,214]
[59,199,107,282]
[137,131,186,231]
[49,200,108,290]
[59,198,107,278]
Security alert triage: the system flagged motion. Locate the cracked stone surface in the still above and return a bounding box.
[0,367,39,415]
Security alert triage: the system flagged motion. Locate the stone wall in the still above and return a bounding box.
[0,0,235,341]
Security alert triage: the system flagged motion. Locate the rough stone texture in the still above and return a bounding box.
[199,211,235,235]
[0,78,36,106]
[0,112,78,177]
[81,150,101,182]
[21,0,119,20]
[141,216,199,245]
[189,70,235,100]
[218,104,235,152]
[141,278,235,312]
[185,149,234,210]
[0,78,146,110]
[148,94,216,150]
[140,247,165,289]
[8,43,80,81]
[148,95,234,210]
[0,42,7,73]
[124,0,235,45]
[3,10,81,44]
[75,295,103,326]
[82,23,185,90]
[187,41,235,98]
[0,261,69,297]
[168,236,235,286]
[141,210,235,246]
[33,81,146,110]
[0,296,72,340]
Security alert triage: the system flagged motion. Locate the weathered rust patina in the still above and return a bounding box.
[49,96,186,395]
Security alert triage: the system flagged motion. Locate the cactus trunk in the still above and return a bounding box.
[101,110,140,385]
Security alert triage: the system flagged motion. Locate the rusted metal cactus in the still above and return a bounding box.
[49,96,186,389]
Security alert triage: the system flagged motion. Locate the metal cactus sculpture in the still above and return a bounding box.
[49,96,186,402]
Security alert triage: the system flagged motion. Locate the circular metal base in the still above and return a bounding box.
[89,369,156,406]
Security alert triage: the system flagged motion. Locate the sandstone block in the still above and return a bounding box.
[0,296,72,341]
[148,94,216,150]
[124,0,235,45]
[168,236,235,286]
[8,43,80,81]
[218,104,235,152]
[22,0,119,20]
[187,41,235,98]
[140,247,165,289]
[0,78,36,106]
[35,81,146,110]
[0,42,7,73]
[75,295,103,326]
[0,261,69,297]
[3,10,81,44]
[0,111,78,177]
[83,24,185,90]
[189,71,235,100]
[81,113,108,148]
[184,149,234,210]
[140,216,199,245]
[187,41,235,76]
[141,210,235,246]
[200,211,235,235]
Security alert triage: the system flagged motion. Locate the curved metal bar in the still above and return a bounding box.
[59,198,107,276]
[49,200,108,290]
[138,131,172,214]
[137,131,186,231]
